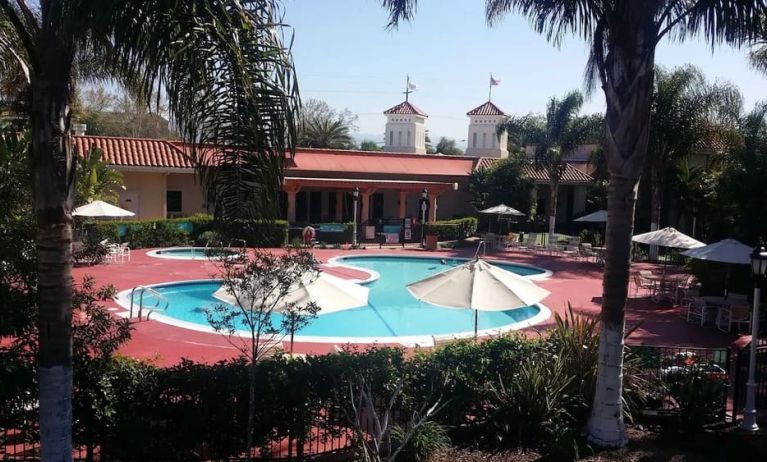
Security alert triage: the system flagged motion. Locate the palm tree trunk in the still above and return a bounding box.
[587,19,656,447]
[548,177,559,245]
[32,72,76,460]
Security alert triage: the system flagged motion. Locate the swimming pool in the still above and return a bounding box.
[117,255,552,344]
[146,247,241,260]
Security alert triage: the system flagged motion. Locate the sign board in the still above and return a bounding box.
[384,233,399,244]
[403,218,412,240]
[364,226,376,240]
[319,223,346,233]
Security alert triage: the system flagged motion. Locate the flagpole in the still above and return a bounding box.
[405,75,410,102]
[488,74,492,101]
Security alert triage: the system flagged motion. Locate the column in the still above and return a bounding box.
[429,194,438,222]
[285,186,300,223]
[335,191,343,222]
[320,191,329,221]
[398,191,407,218]
[361,192,371,224]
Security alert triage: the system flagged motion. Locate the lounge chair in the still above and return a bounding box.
[686,298,708,326]
[632,272,654,297]
[717,303,752,333]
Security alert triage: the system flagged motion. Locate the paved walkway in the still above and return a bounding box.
[73,246,739,366]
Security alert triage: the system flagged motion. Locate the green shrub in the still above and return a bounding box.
[392,421,451,462]
[414,217,478,241]
[196,230,223,246]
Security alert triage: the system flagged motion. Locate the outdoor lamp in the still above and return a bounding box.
[353,186,359,199]
[421,188,428,200]
[750,239,767,278]
[740,238,766,431]
[352,186,360,247]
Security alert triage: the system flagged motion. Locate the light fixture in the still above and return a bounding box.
[751,239,767,278]
[452,182,459,191]
[353,186,360,199]
[421,188,428,200]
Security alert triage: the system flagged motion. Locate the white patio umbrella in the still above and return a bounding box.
[73,200,135,218]
[479,204,525,233]
[680,238,752,264]
[632,227,704,249]
[574,210,607,222]
[213,271,369,315]
[681,238,753,296]
[407,258,550,337]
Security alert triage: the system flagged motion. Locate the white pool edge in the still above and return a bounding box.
[145,247,240,261]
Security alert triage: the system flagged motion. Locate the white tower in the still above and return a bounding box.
[383,101,428,154]
[465,101,508,158]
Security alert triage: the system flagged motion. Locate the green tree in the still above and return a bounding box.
[0,1,298,458]
[75,147,124,206]
[434,136,464,155]
[384,0,766,447]
[497,91,601,244]
[298,98,357,149]
[469,151,535,215]
[646,65,740,257]
[359,139,383,151]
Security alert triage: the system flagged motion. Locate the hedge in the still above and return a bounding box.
[414,217,478,241]
[83,214,288,249]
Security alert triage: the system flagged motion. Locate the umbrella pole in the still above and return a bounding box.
[474,310,478,342]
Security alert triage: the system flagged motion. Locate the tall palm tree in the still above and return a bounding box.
[750,39,767,74]
[0,1,298,459]
[382,0,766,447]
[646,65,740,258]
[498,91,600,244]
[299,117,355,149]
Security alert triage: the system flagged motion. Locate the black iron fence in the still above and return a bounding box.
[733,344,767,415]
[630,345,733,421]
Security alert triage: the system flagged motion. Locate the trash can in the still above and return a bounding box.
[425,234,439,251]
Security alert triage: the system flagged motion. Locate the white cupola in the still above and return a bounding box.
[465,101,508,158]
[383,101,428,154]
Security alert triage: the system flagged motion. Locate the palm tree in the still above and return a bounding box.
[0,1,298,459]
[750,40,767,74]
[382,0,766,447]
[498,91,600,244]
[299,117,355,149]
[75,147,124,206]
[646,65,740,258]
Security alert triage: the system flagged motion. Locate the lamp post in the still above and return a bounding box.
[352,186,359,247]
[420,188,428,248]
[741,238,767,431]
[692,205,698,238]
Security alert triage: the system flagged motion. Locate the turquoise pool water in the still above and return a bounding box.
[147,247,239,260]
[127,256,547,339]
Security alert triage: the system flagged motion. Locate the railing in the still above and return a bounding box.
[631,344,732,421]
[733,343,767,416]
[129,285,169,321]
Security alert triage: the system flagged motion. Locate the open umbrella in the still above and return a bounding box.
[681,238,752,295]
[407,258,550,337]
[479,204,525,233]
[574,210,607,222]
[213,271,369,315]
[632,227,704,249]
[73,200,135,217]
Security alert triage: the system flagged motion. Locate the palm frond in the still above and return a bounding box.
[75,1,299,222]
[667,0,767,46]
[380,0,418,29]
[750,40,767,76]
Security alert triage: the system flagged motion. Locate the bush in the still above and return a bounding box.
[85,215,288,249]
[196,230,223,246]
[392,421,451,462]
[414,217,478,241]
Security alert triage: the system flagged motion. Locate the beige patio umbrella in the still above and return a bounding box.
[631,227,704,249]
[212,271,369,315]
[73,200,135,217]
[407,258,550,337]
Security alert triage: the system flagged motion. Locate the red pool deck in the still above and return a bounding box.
[72,247,742,366]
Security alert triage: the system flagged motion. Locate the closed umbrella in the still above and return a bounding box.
[407,258,550,337]
[479,204,525,233]
[73,200,135,217]
[213,271,369,315]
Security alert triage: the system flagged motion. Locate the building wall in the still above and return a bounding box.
[383,115,426,154]
[119,171,167,219]
[166,172,206,217]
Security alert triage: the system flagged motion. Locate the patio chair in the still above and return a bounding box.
[632,272,654,297]
[579,243,596,262]
[524,235,539,252]
[726,292,749,304]
[561,245,579,258]
[686,298,708,326]
[717,303,752,333]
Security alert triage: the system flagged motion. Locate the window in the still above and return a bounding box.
[472,132,477,148]
[398,131,402,146]
[482,132,487,148]
[389,130,394,145]
[166,190,182,215]
[407,130,411,146]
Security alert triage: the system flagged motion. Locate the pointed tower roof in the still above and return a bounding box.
[384,101,428,117]
[467,101,506,116]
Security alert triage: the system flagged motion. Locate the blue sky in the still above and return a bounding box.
[284,0,765,146]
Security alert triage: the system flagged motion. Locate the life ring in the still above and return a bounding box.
[302,226,316,244]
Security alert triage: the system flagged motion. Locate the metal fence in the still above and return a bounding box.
[733,344,767,415]
[630,344,733,421]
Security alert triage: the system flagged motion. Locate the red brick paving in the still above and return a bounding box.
[72,246,740,366]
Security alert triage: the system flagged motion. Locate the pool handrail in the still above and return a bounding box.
[227,238,247,251]
[129,285,170,321]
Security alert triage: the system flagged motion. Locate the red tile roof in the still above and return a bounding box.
[290,148,473,177]
[467,101,506,116]
[383,101,428,117]
[74,135,192,168]
[474,157,593,184]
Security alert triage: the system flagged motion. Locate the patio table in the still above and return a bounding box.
[593,246,605,265]
[646,274,687,303]
[698,296,732,328]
